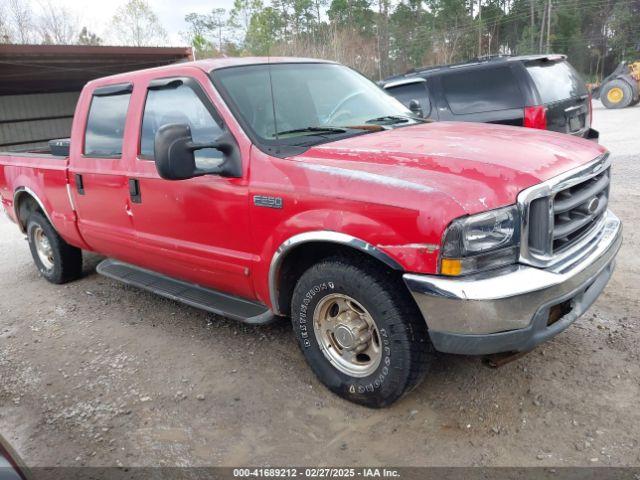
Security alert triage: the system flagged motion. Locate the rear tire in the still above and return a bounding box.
[291,257,431,408]
[601,79,633,109]
[27,212,82,284]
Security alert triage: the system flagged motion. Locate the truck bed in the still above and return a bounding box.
[0,151,86,249]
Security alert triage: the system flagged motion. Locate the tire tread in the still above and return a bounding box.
[291,255,431,407]
[27,212,82,284]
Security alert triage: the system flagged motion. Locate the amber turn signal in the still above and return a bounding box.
[440,258,462,276]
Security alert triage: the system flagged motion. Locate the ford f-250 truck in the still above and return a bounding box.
[0,58,622,407]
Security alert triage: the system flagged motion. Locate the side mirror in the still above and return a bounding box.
[154,124,241,181]
[408,99,424,118]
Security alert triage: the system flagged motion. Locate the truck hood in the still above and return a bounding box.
[296,121,607,214]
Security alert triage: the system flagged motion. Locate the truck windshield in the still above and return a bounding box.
[526,60,587,104]
[211,63,420,145]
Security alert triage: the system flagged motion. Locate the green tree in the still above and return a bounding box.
[390,0,433,71]
[289,0,316,34]
[184,9,230,55]
[240,0,639,82]
[608,1,640,62]
[477,1,506,56]
[505,0,538,54]
[229,0,264,44]
[77,27,102,45]
[245,6,285,54]
[426,0,475,63]
[327,0,375,35]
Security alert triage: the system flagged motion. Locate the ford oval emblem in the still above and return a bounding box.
[586,197,599,214]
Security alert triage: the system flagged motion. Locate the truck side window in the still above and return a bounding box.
[84,92,131,157]
[442,67,523,114]
[140,84,223,168]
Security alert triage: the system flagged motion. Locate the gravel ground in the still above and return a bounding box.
[0,101,639,468]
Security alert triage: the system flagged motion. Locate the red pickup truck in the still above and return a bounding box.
[0,58,622,407]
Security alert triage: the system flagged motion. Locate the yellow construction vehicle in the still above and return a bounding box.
[593,61,640,109]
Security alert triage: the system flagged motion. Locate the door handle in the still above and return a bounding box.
[128,178,141,203]
[75,174,85,195]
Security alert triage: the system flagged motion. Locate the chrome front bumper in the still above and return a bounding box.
[403,210,622,355]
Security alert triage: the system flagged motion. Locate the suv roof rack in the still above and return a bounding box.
[405,54,512,75]
[391,53,567,81]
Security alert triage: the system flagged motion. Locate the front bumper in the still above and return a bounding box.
[403,210,622,355]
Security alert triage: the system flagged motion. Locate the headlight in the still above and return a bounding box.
[440,205,520,276]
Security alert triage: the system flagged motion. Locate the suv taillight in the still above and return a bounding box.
[524,105,547,130]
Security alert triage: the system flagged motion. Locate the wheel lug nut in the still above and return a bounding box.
[358,331,371,342]
[353,343,367,354]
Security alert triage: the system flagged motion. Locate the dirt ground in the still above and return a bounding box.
[1,102,639,468]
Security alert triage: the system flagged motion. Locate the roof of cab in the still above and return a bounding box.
[195,56,335,71]
[86,57,335,87]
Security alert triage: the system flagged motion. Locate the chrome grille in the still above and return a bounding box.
[552,168,609,251]
[518,153,611,267]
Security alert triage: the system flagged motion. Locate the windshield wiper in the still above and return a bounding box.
[365,115,426,125]
[275,126,347,136]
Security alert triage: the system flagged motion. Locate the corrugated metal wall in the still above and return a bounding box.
[0,91,79,152]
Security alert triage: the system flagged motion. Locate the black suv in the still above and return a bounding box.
[381,54,598,140]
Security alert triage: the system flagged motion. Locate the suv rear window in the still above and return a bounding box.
[526,60,587,104]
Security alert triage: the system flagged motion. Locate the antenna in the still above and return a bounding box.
[267,58,279,140]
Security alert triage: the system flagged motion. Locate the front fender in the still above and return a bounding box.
[267,230,404,315]
[251,207,449,312]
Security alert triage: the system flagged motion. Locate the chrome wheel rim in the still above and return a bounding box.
[313,293,382,377]
[33,227,54,270]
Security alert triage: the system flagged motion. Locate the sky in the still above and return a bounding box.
[60,0,236,45]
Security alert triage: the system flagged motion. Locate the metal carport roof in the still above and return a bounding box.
[0,44,194,95]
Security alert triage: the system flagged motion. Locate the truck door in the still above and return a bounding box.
[68,83,137,260]
[125,75,255,299]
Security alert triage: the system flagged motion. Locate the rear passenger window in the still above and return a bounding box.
[84,93,131,157]
[385,82,431,117]
[442,67,523,114]
[140,84,223,167]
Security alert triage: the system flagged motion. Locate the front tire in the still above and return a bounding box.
[291,257,430,408]
[27,212,82,284]
[601,79,633,109]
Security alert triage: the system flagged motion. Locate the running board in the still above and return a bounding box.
[96,259,275,325]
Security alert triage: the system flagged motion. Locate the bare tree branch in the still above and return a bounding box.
[110,0,168,47]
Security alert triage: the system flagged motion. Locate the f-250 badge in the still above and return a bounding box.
[253,195,283,209]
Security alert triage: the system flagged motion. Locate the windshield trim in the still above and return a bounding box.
[209,62,390,158]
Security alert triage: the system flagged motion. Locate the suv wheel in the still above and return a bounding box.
[27,212,83,284]
[291,257,431,408]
